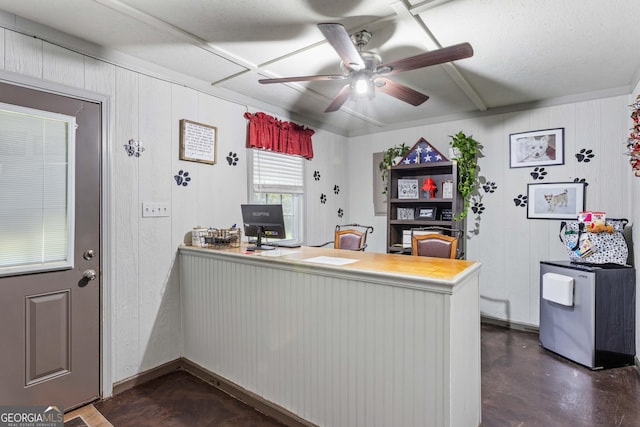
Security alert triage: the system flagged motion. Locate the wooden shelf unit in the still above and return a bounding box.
[386,161,465,257]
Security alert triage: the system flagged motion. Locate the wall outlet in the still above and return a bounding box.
[142,202,170,218]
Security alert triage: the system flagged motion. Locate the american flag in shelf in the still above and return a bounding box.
[401,137,448,165]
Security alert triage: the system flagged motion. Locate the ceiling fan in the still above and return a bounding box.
[258,23,474,112]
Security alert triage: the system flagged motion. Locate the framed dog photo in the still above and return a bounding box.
[417,207,438,220]
[509,128,564,168]
[527,182,585,219]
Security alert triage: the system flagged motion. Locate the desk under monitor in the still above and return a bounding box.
[179,245,482,427]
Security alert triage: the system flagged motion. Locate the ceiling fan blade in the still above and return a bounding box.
[376,77,429,106]
[325,84,351,112]
[318,23,365,70]
[379,42,473,75]
[259,74,346,84]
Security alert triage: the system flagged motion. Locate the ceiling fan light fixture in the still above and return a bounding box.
[259,23,473,112]
[350,29,372,50]
[352,71,374,98]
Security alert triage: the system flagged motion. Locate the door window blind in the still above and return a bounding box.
[0,103,75,276]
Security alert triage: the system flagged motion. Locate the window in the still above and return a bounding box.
[249,150,304,243]
[0,103,76,276]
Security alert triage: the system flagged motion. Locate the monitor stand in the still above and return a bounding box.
[246,226,276,251]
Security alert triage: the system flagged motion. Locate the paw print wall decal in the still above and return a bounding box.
[530,167,547,180]
[482,181,498,193]
[513,194,528,207]
[333,185,340,195]
[471,202,485,215]
[174,170,191,187]
[123,139,144,157]
[320,193,327,204]
[226,152,239,166]
[573,177,589,186]
[576,149,595,162]
[313,170,321,181]
[467,173,492,237]
[337,208,344,218]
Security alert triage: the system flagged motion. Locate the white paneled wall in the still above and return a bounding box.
[43,42,84,87]
[113,67,141,380]
[137,75,176,373]
[0,27,4,69]
[171,85,199,248]
[349,96,637,328]
[0,24,347,390]
[3,11,639,397]
[4,29,41,77]
[304,129,349,246]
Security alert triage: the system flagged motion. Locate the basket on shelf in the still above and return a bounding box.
[204,227,242,248]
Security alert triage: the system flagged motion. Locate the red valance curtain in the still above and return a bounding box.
[244,112,314,159]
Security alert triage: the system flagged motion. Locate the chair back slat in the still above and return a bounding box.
[412,234,457,259]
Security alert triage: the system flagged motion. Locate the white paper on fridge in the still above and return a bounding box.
[542,272,574,306]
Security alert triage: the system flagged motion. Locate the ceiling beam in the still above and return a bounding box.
[389,0,487,112]
[408,0,455,15]
[94,0,256,73]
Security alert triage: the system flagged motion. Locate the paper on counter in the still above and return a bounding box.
[302,256,359,266]
[256,249,300,257]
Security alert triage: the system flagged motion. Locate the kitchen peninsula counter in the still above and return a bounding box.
[179,245,482,427]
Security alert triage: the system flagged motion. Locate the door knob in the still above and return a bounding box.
[82,269,97,281]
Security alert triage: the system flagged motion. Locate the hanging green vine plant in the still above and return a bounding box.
[379,143,410,194]
[449,131,482,220]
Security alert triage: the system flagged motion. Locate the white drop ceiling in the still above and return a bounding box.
[0,0,639,136]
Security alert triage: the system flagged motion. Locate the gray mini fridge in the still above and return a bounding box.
[539,261,635,370]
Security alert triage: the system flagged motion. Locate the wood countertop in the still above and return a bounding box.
[180,244,480,290]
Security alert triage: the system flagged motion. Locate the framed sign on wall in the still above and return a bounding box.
[179,119,217,165]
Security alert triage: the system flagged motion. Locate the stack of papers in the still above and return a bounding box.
[302,256,359,266]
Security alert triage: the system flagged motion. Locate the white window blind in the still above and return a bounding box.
[0,103,75,276]
[252,150,304,193]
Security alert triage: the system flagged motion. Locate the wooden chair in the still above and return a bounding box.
[314,224,374,251]
[412,233,458,259]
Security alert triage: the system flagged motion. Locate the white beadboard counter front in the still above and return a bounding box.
[179,245,482,427]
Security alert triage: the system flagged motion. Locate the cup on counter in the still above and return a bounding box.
[191,227,207,247]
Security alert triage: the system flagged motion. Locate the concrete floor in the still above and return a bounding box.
[94,323,640,426]
[481,323,640,426]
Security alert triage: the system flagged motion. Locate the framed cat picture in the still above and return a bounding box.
[527,182,585,219]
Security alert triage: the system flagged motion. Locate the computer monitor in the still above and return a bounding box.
[241,204,286,251]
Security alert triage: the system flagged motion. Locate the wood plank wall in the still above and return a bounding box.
[0,24,348,388]
[2,14,638,385]
[348,95,637,329]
